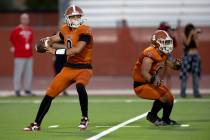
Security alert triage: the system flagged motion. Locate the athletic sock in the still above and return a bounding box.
[35,95,54,125]
[162,102,174,122]
[76,83,88,117]
[151,100,163,116]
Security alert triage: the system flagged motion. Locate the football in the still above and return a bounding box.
[35,40,47,53]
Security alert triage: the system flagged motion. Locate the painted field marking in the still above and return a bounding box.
[48,125,59,128]
[0,88,210,96]
[0,98,210,104]
[180,124,190,127]
[96,125,141,128]
[86,99,197,140]
[86,112,148,140]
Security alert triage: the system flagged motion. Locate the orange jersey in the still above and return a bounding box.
[60,24,93,64]
[132,45,168,83]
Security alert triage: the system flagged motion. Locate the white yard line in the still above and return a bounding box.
[48,125,59,128]
[96,125,141,128]
[86,112,148,140]
[86,98,201,140]
[180,124,190,127]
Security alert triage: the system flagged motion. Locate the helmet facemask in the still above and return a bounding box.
[157,38,173,54]
[152,30,174,54]
[65,15,84,28]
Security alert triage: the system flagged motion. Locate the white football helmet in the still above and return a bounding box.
[151,30,173,54]
[64,5,84,28]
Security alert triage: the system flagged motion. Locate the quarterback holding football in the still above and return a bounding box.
[24,5,93,131]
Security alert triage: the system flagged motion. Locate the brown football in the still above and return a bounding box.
[35,40,46,53]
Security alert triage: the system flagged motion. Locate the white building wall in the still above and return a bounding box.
[70,0,210,27]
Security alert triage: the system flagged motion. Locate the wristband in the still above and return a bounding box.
[55,49,66,55]
[150,75,156,83]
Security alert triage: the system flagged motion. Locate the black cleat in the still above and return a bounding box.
[78,117,89,130]
[146,112,162,126]
[160,119,180,126]
[23,122,40,131]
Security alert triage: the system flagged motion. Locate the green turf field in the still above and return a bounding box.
[0,96,210,140]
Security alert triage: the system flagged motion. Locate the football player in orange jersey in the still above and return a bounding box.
[24,5,93,131]
[132,30,181,126]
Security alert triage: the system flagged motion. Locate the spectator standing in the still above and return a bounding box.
[180,23,202,98]
[10,13,34,96]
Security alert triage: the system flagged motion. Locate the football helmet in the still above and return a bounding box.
[64,5,84,28]
[151,30,173,54]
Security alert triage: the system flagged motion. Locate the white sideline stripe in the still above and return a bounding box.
[96,125,141,128]
[0,89,210,96]
[86,112,148,140]
[0,98,210,104]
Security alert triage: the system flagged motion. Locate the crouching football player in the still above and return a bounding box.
[24,5,93,131]
[132,30,181,126]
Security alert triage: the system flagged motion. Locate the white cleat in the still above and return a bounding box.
[78,117,89,130]
[23,122,40,131]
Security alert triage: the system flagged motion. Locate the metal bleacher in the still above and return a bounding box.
[70,0,210,28]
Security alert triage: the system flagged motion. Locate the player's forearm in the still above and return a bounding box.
[141,57,154,82]
[52,43,66,49]
[141,70,153,83]
[66,41,86,55]
[66,47,80,56]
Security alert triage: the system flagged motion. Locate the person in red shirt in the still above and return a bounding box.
[10,13,34,96]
